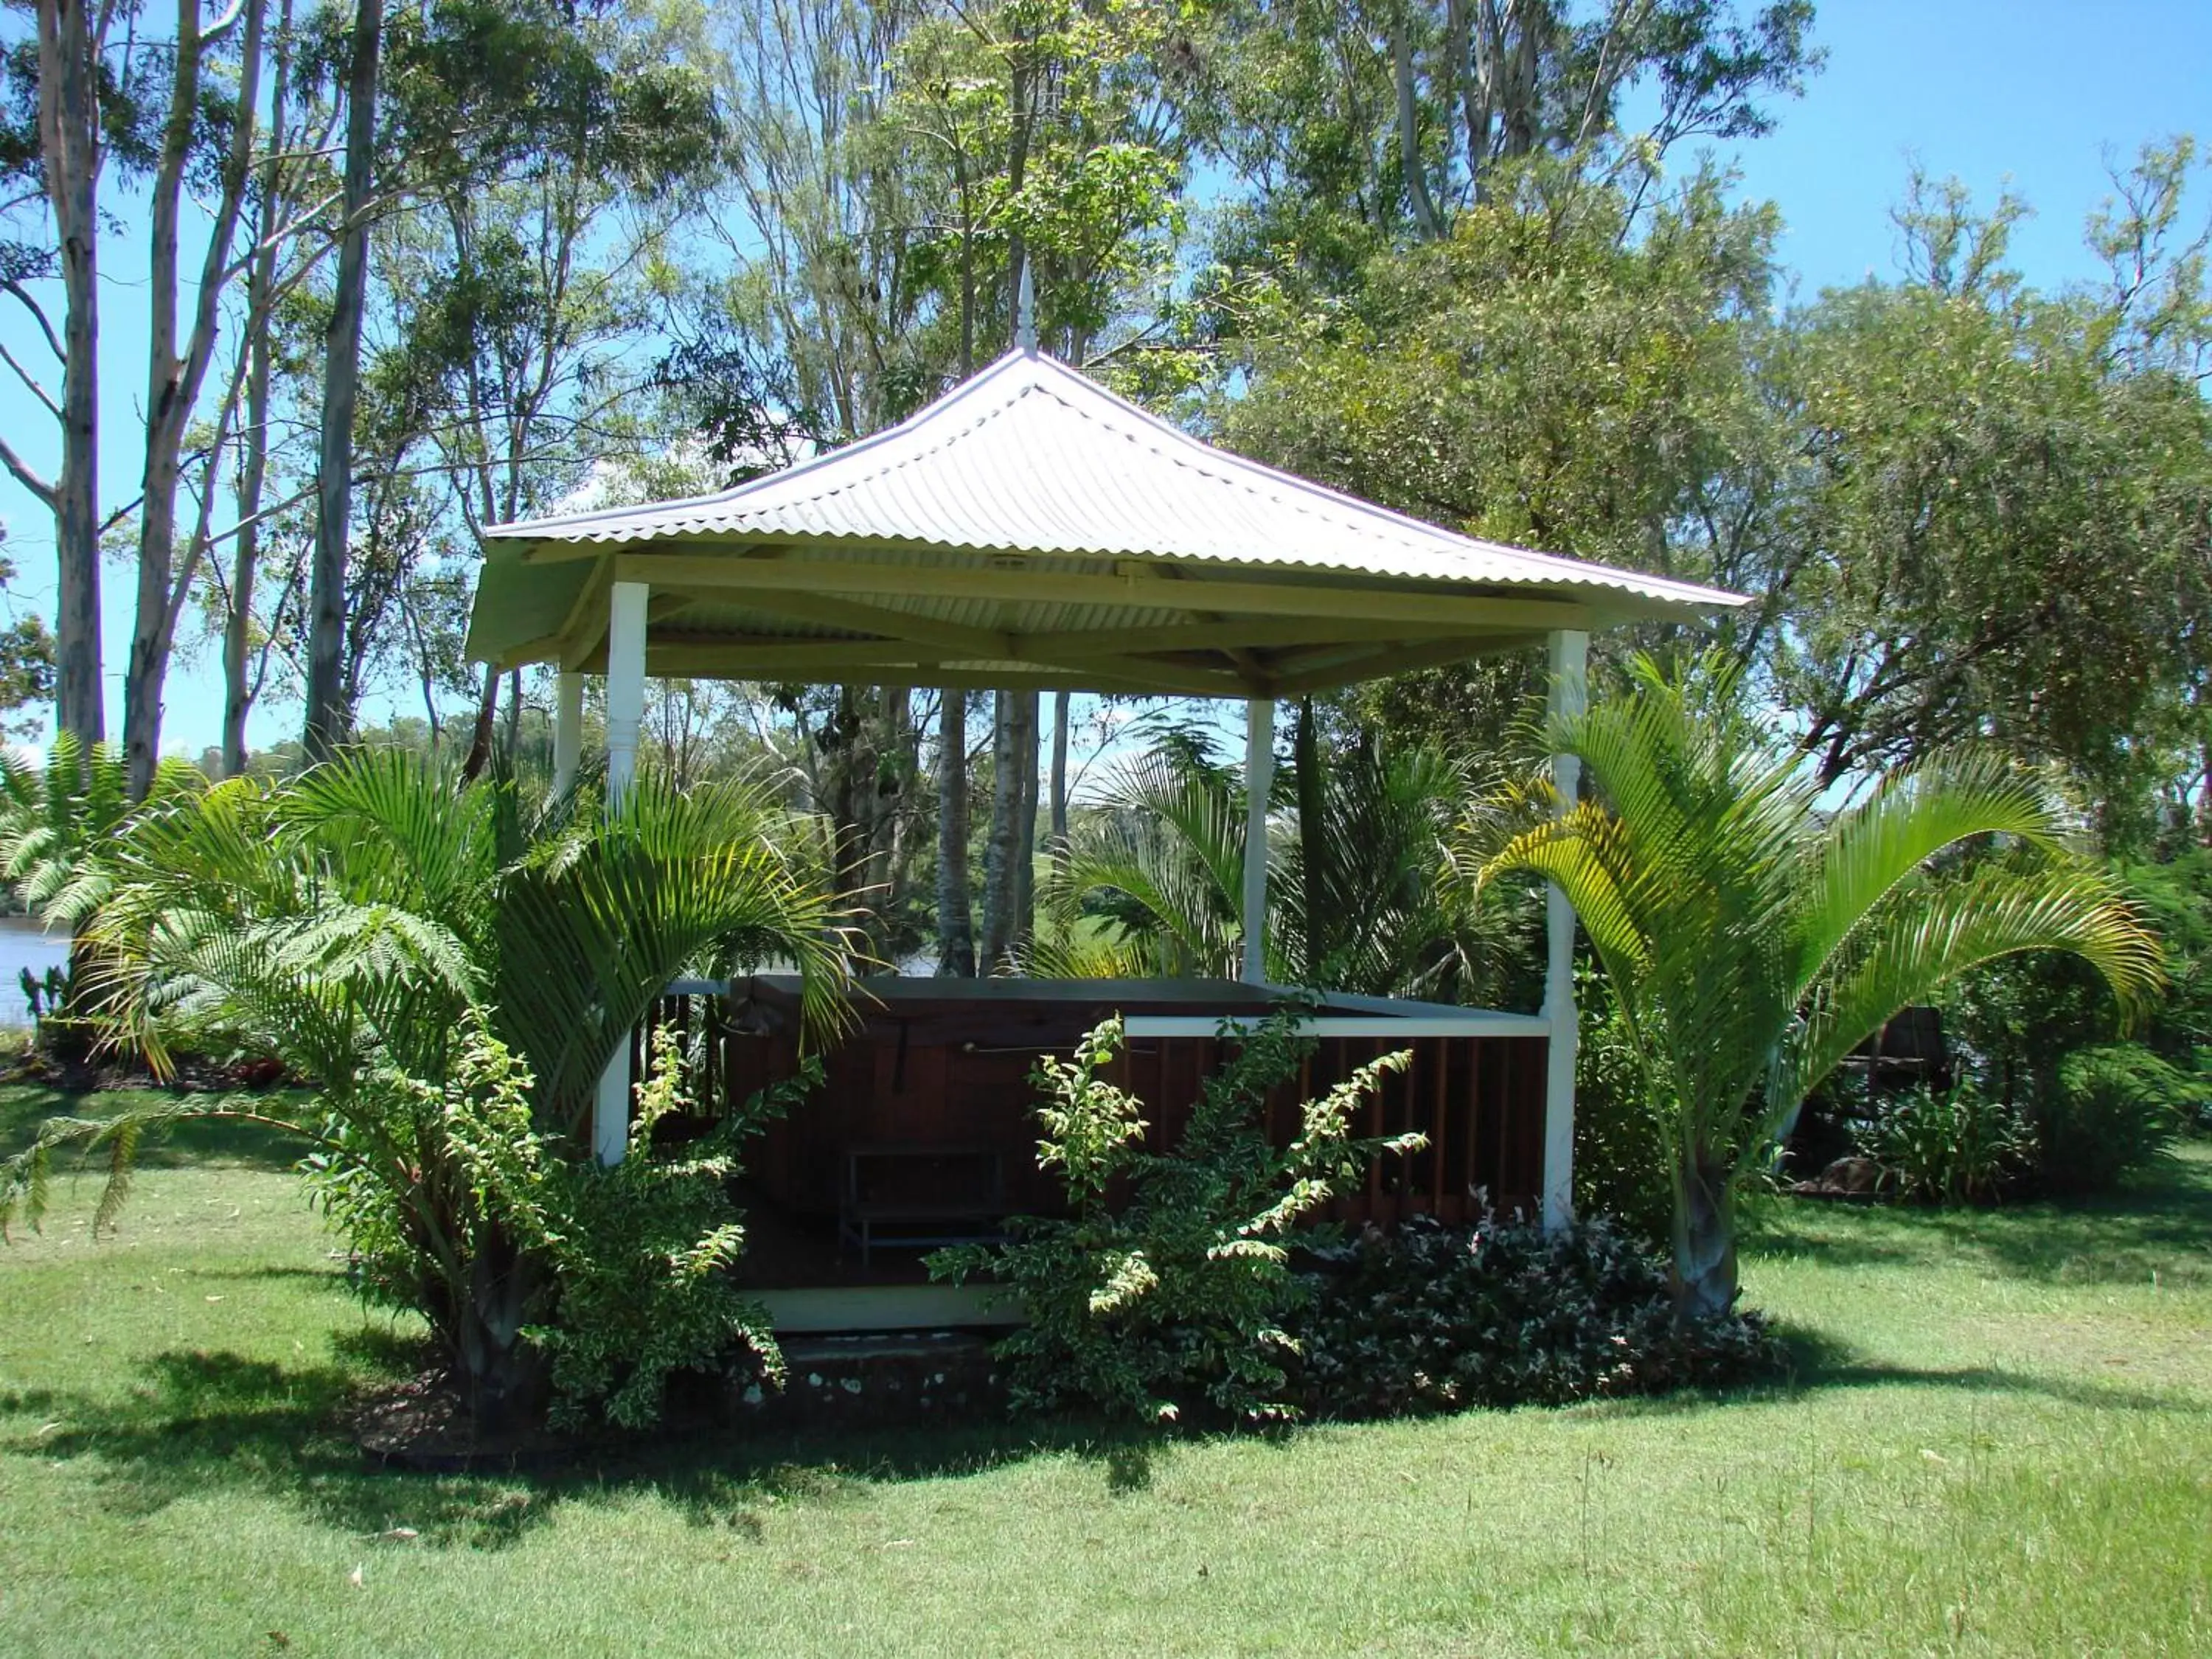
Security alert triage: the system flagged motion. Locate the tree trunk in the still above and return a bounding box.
[224,0,292,779]
[453,1229,548,1435]
[978,689,1029,971]
[1670,1150,1739,1324]
[1393,7,1443,238]
[1012,689,1040,954]
[1295,695,1325,981]
[1048,688,1070,873]
[936,691,975,975]
[224,274,276,776]
[128,0,264,797]
[459,660,499,782]
[39,0,105,747]
[305,0,383,761]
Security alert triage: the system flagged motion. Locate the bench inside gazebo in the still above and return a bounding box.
[465,338,1742,1334]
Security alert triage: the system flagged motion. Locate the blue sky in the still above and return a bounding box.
[1,0,2207,759]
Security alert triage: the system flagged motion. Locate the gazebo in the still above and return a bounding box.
[465,341,1742,1327]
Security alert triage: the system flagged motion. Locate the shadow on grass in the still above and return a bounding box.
[3,1343,1185,1553]
[1764,1319,2200,1415]
[0,1083,315,1172]
[1743,1149,2212,1288]
[17,1315,2198,1554]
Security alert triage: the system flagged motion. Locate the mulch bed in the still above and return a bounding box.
[0,1047,291,1095]
[351,1372,605,1475]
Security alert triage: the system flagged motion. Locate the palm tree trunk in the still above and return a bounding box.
[453,1230,546,1434]
[1670,1150,1739,1323]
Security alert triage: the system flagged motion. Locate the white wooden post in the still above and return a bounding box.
[550,669,582,796]
[1239,696,1274,984]
[603,582,647,805]
[594,580,650,1167]
[1540,629,1588,1231]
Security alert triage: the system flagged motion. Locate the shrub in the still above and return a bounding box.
[2031,1044,2187,1194]
[1570,967,1672,1245]
[931,1009,1420,1424]
[315,1020,813,1431]
[1851,1082,2031,1204]
[1289,1214,1784,1419]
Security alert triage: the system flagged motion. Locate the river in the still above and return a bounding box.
[0,916,72,1028]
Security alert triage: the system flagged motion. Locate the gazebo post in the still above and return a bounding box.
[1239,697,1274,984]
[593,579,650,1167]
[551,669,582,796]
[1540,628,1588,1231]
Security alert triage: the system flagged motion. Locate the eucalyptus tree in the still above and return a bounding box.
[1465,655,2160,1321]
[670,0,1192,967]
[120,0,273,797]
[1771,161,2212,838]
[0,0,159,745]
[888,0,1189,968]
[302,0,383,759]
[1192,0,1817,268]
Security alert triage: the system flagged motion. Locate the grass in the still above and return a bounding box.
[1,1086,2207,1658]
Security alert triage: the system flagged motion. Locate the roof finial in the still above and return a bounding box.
[1015,254,1037,353]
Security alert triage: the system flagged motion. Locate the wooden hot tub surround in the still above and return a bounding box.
[633,975,1548,1318]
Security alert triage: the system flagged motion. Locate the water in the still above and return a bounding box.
[0,916,71,1028]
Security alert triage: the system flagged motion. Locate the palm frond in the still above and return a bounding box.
[1773,861,2163,1135]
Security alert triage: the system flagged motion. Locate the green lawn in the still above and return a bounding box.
[2,1085,2207,1658]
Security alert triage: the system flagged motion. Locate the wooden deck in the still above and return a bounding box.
[636,976,1549,1326]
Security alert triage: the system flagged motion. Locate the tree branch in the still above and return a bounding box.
[0,339,60,417]
[1,279,66,360]
[0,432,56,508]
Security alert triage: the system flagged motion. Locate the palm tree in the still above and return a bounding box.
[1462,656,2161,1321]
[1276,734,1470,998]
[1049,724,1483,998]
[7,749,851,1425]
[1049,734,1247,980]
[0,734,205,1030]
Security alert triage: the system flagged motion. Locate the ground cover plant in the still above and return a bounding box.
[2,1085,2205,1657]
[1290,1214,1782,1418]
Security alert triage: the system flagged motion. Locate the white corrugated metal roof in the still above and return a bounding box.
[482,347,1742,615]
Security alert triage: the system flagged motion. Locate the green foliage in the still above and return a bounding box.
[1944,852,2212,1172]
[1773,172,2212,812]
[1052,724,1494,1001]
[933,1010,1421,1423]
[0,734,204,936]
[4,751,848,1427]
[1053,735,1247,980]
[1276,728,1471,998]
[461,1025,811,1432]
[1570,967,1674,1245]
[2031,1046,2189,1196]
[1464,653,2162,1319]
[1290,1215,1784,1419]
[1851,1084,2032,1206]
